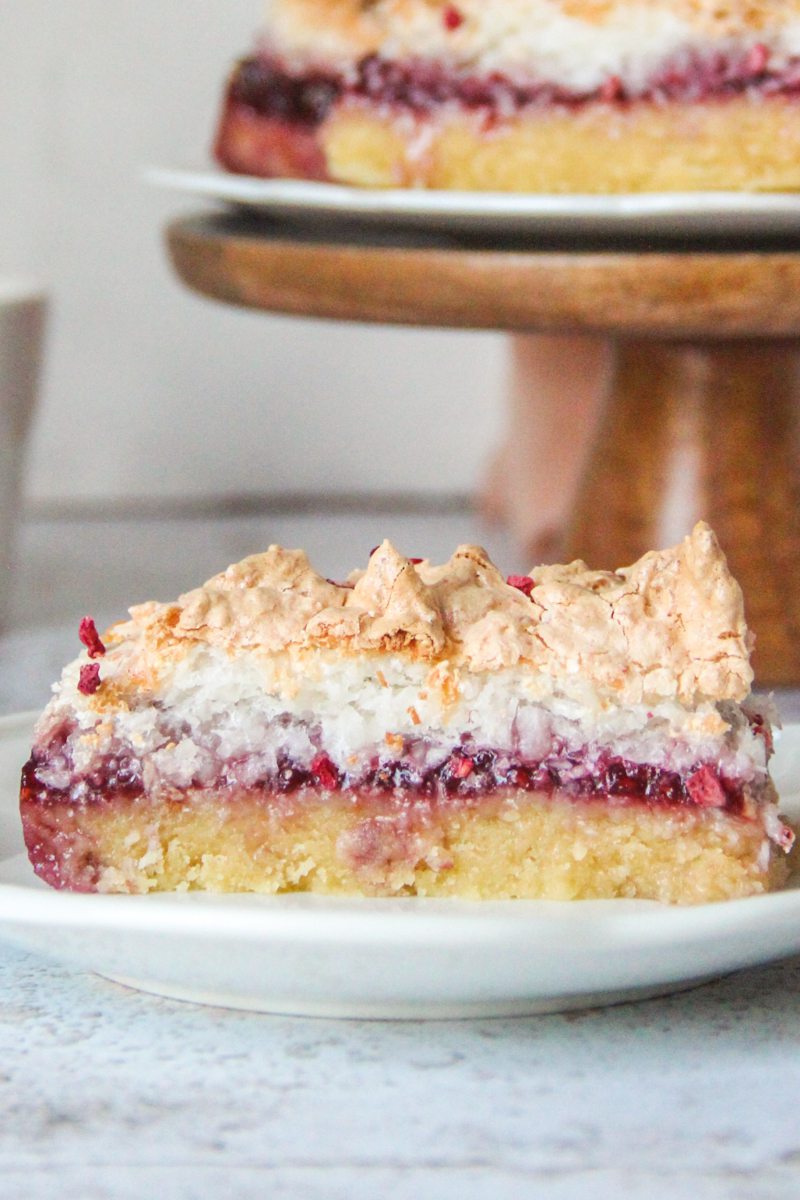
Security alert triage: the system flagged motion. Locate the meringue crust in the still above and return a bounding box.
[264,0,800,55]
[111,523,751,710]
[261,0,800,74]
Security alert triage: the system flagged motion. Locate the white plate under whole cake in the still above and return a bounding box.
[0,712,798,1018]
[147,166,800,239]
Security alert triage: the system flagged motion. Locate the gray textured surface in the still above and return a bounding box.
[1,514,798,1200]
[1,945,800,1200]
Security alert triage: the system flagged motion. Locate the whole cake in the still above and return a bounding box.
[214,0,800,191]
[20,524,794,902]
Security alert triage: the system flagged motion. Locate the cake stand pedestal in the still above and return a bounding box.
[167,212,800,685]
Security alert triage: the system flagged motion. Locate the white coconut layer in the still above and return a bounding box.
[264,0,800,95]
[37,643,770,793]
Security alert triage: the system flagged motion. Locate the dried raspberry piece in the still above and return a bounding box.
[78,617,106,659]
[311,753,339,790]
[776,823,796,853]
[599,74,624,102]
[443,5,464,30]
[749,712,774,754]
[449,753,474,780]
[506,574,534,597]
[744,43,769,76]
[78,663,102,696]
[686,765,726,808]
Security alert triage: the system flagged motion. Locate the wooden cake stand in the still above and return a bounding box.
[167,212,800,685]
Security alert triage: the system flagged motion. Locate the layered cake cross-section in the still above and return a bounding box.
[215,0,800,191]
[20,524,795,902]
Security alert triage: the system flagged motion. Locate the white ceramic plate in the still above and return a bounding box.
[147,166,800,238]
[0,711,798,1018]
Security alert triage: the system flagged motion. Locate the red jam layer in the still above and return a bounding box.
[20,739,747,814]
[225,49,800,128]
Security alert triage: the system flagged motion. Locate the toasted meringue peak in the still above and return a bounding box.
[175,545,347,652]
[104,523,752,707]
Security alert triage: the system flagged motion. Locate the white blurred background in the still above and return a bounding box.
[0,0,504,507]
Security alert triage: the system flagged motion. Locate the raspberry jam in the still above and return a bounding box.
[230,57,340,126]
[225,48,800,129]
[20,738,744,813]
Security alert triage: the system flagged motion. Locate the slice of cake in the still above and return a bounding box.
[20,524,794,902]
[214,0,800,192]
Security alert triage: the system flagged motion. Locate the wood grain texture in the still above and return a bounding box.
[168,214,800,337]
[565,341,800,685]
[167,213,800,683]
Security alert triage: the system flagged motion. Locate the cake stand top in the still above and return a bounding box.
[168,211,800,338]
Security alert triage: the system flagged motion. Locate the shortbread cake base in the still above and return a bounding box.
[22,789,791,904]
[217,96,800,192]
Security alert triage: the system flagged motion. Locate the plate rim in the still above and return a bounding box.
[145,165,800,226]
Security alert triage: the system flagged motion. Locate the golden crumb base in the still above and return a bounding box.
[28,791,792,904]
[316,98,800,192]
